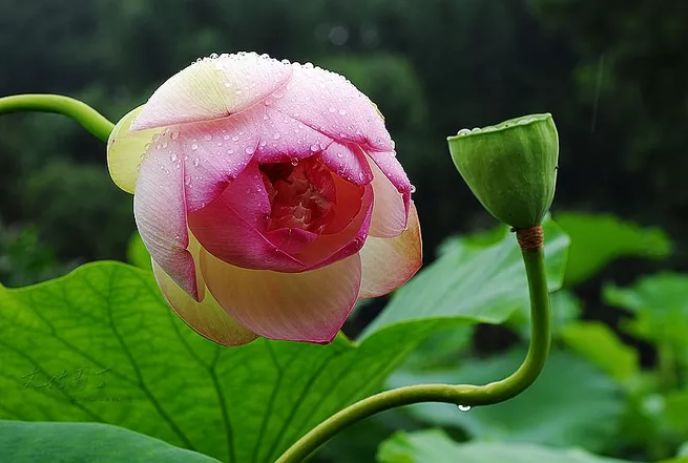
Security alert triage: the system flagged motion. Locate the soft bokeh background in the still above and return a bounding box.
[1,1,687,462]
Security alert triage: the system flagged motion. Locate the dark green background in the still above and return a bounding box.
[1,0,685,284]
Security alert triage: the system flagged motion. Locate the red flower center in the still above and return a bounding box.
[260,157,336,234]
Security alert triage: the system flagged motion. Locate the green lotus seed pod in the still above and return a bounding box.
[447,113,559,229]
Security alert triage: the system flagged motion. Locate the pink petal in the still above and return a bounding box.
[367,150,413,224]
[319,143,373,186]
[359,202,422,298]
[367,150,414,195]
[187,162,306,272]
[200,249,362,343]
[367,151,408,237]
[132,53,292,130]
[269,63,394,152]
[134,131,198,299]
[153,260,256,346]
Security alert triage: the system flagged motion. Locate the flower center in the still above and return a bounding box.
[260,157,336,234]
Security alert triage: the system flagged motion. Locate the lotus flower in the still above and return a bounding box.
[107,52,421,345]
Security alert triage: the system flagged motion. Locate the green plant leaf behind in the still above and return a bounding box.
[561,321,639,382]
[604,273,688,354]
[126,232,151,271]
[362,218,569,338]
[377,429,633,463]
[0,420,219,462]
[0,262,441,462]
[0,218,570,462]
[556,212,671,287]
[388,349,624,452]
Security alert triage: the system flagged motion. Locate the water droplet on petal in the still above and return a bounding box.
[171,131,179,140]
[232,136,240,142]
[193,158,200,167]
[338,109,347,116]
[290,158,299,166]
[310,144,320,152]
[410,185,417,193]
[191,143,199,150]
[245,146,256,154]
[457,128,471,136]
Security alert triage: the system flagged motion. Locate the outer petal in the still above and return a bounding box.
[359,202,422,298]
[367,150,408,237]
[132,53,292,130]
[134,131,198,299]
[187,162,306,272]
[200,250,362,343]
[107,106,161,193]
[153,261,256,346]
[270,62,394,152]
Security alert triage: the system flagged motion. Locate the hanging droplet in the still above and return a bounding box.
[457,404,471,412]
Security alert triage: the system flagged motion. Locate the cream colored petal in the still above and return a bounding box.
[359,202,422,298]
[107,106,161,193]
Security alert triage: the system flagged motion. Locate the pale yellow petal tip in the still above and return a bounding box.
[107,106,160,194]
[152,261,258,347]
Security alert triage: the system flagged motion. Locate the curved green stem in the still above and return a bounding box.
[276,243,551,463]
[0,94,114,142]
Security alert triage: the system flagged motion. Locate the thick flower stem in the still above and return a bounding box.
[276,229,551,463]
[0,94,114,142]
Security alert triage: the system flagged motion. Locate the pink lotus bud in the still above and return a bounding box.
[107,52,422,345]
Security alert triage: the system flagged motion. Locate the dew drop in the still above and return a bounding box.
[232,136,240,142]
[310,144,320,152]
[290,158,299,166]
[191,143,199,151]
[457,404,472,412]
[457,128,471,136]
[203,134,212,141]
[273,133,281,140]
[171,131,179,140]
[410,185,417,193]
[338,109,347,116]
[245,146,256,154]
[193,158,200,167]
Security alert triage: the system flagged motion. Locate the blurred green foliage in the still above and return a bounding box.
[1,0,686,281]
